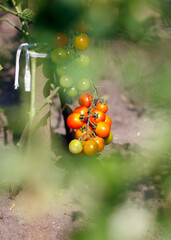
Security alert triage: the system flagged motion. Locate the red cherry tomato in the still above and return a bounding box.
[74,33,90,51]
[83,139,99,155]
[104,115,112,126]
[95,122,110,138]
[90,109,105,124]
[73,106,88,116]
[54,33,68,47]
[79,93,93,108]
[67,113,84,129]
[93,137,105,152]
[96,102,108,113]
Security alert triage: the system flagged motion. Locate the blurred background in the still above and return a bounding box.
[0,0,171,239]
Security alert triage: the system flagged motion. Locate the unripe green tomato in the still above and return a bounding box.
[60,75,73,88]
[56,65,67,76]
[67,86,78,97]
[51,48,67,64]
[76,78,91,92]
[75,54,90,67]
[104,132,113,145]
[69,139,83,154]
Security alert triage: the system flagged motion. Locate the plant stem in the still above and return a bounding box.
[16,85,61,148]
[29,57,36,128]
[36,86,60,115]
[0,18,22,32]
[0,4,27,21]
[10,0,30,41]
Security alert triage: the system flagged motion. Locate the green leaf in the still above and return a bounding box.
[22,8,36,23]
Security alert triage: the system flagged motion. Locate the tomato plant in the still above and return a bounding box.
[68,94,113,155]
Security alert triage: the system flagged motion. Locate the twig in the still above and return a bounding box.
[0,4,27,22]
[10,0,30,41]
[0,18,22,32]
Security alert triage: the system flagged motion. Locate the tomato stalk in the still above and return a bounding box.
[78,97,100,142]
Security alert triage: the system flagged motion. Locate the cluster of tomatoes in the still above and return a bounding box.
[67,93,113,155]
[51,31,91,98]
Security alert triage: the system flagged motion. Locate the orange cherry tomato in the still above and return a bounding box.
[95,122,110,138]
[96,102,108,113]
[90,109,105,124]
[79,93,93,108]
[54,33,68,47]
[74,33,90,51]
[104,115,112,126]
[83,139,99,155]
[93,137,105,152]
[76,124,93,141]
[67,113,84,129]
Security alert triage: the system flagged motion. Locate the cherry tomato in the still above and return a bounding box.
[59,75,73,88]
[90,109,105,124]
[95,122,110,138]
[83,139,99,155]
[76,78,91,92]
[75,54,90,67]
[73,106,88,117]
[54,33,68,47]
[67,113,84,129]
[104,115,112,126]
[56,65,68,76]
[67,86,78,97]
[76,124,93,141]
[104,132,113,145]
[69,139,83,154]
[93,137,105,152]
[79,93,93,107]
[74,33,90,51]
[51,48,67,64]
[96,102,108,113]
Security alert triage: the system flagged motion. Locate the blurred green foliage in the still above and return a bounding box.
[0,0,171,239]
